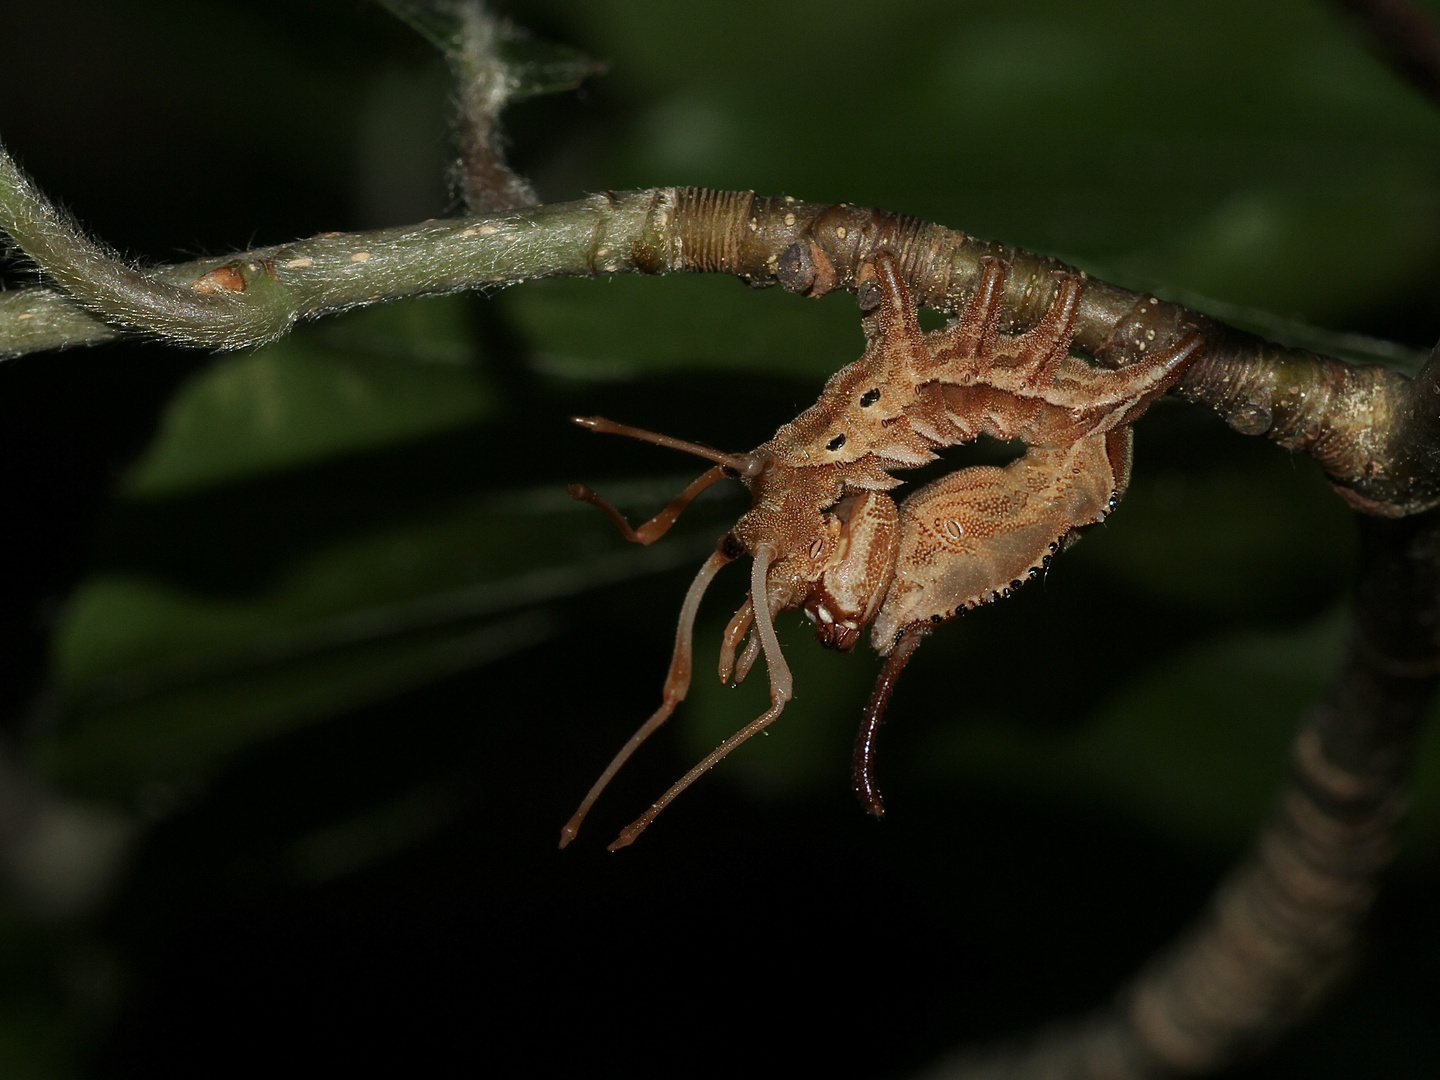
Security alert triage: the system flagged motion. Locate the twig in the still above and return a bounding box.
[0,167,1429,515]
[378,0,602,212]
[0,145,286,348]
[380,0,536,211]
[445,3,538,212]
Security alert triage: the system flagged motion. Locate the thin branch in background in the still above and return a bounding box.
[447,4,537,212]
[1328,0,1440,108]
[924,508,1440,1079]
[379,0,601,212]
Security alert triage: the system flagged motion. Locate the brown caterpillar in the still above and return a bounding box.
[560,251,1204,850]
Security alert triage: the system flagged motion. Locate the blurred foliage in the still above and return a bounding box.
[2,0,1440,1077]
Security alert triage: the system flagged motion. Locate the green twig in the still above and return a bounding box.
[0,157,1430,515]
[0,140,667,350]
[0,146,297,348]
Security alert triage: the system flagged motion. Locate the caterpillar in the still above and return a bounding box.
[560,251,1204,849]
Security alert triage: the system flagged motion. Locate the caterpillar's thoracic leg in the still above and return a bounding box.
[568,466,727,546]
[718,596,754,684]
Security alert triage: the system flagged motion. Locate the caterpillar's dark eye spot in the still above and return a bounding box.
[826,433,847,452]
[859,388,880,407]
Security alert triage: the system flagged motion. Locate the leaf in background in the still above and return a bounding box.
[496,32,605,102]
[38,273,768,802]
[914,609,1440,856]
[1068,446,1356,617]
[121,296,493,498]
[286,782,463,884]
[912,614,1347,852]
[574,0,1440,329]
[501,274,864,382]
[378,0,476,59]
[1144,163,1440,323]
[38,479,721,801]
[0,915,90,1080]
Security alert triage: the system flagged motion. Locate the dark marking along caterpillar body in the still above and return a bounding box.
[561,251,1204,849]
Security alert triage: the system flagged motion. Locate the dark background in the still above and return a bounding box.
[1,1,1438,1076]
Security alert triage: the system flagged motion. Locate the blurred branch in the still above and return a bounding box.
[0,168,1431,515]
[924,508,1440,1080]
[1327,0,1440,108]
[379,0,600,213]
[446,5,538,212]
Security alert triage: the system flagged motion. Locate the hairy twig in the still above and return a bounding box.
[0,168,1429,515]
[0,140,659,351]
[0,146,288,348]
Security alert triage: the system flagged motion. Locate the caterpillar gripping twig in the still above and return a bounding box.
[560,251,1204,849]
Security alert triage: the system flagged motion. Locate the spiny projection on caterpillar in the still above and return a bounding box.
[559,250,1204,850]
